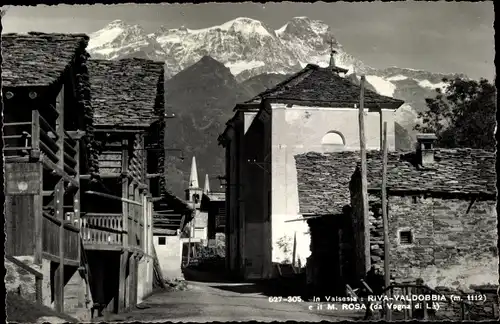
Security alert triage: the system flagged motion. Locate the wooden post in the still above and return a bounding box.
[32,109,43,265]
[55,85,65,313]
[379,109,383,150]
[34,163,43,265]
[31,110,41,158]
[292,231,297,268]
[134,185,140,247]
[381,121,391,321]
[119,139,129,313]
[129,183,135,246]
[74,141,81,260]
[359,75,371,273]
[54,180,65,313]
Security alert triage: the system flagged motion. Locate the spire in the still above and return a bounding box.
[329,39,337,71]
[203,174,210,194]
[189,156,199,189]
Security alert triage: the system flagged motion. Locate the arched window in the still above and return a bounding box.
[321,131,346,152]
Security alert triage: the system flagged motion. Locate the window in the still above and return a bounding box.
[158,236,166,245]
[321,131,346,152]
[399,230,413,245]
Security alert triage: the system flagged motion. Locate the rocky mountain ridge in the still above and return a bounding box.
[86,17,469,196]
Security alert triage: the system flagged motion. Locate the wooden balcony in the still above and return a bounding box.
[4,91,84,269]
[80,190,153,256]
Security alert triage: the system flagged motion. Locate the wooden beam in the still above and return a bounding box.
[381,121,392,321]
[118,250,128,313]
[34,163,43,265]
[122,139,129,249]
[55,180,65,313]
[84,191,142,206]
[65,130,86,140]
[358,75,371,273]
[41,156,79,187]
[95,128,148,134]
[31,110,40,152]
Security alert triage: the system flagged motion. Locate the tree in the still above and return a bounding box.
[415,77,496,150]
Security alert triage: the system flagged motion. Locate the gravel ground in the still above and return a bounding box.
[104,281,365,322]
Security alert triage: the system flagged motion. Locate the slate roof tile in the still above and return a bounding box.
[295,148,496,216]
[88,58,165,127]
[2,32,89,87]
[295,151,361,215]
[247,64,404,109]
[362,149,496,196]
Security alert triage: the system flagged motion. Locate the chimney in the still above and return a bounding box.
[416,133,437,167]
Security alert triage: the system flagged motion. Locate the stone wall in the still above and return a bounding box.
[5,257,90,321]
[388,196,497,289]
[351,189,498,290]
[5,256,49,304]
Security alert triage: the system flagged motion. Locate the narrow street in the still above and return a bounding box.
[105,281,364,322]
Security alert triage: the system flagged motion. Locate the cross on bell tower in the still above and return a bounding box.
[329,39,338,71]
[327,38,348,75]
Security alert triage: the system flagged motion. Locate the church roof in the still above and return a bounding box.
[88,58,165,128]
[246,64,404,109]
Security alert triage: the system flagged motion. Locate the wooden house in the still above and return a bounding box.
[79,58,167,314]
[2,32,95,318]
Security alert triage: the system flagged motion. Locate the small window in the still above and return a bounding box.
[412,196,418,204]
[399,230,413,245]
[158,236,166,245]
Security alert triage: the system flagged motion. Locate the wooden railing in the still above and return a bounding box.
[81,191,152,252]
[3,111,79,178]
[3,122,32,156]
[81,213,124,245]
[5,255,43,304]
[36,111,79,176]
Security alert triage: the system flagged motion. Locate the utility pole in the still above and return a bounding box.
[381,121,391,321]
[359,75,371,273]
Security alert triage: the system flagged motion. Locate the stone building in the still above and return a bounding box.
[349,135,497,289]
[294,151,363,295]
[219,51,404,280]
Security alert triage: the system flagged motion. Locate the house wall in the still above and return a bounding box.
[136,255,154,304]
[154,235,183,279]
[271,103,396,265]
[240,114,273,280]
[351,189,498,289]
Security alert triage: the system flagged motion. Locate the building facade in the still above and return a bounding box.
[349,135,497,289]
[219,56,404,279]
[3,32,94,320]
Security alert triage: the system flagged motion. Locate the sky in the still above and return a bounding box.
[1,2,495,80]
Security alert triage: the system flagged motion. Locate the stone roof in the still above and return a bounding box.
[2,32,89,87]
[361,149,496,197]
[88,58,165,127]
[295,148,496,216]
[247,64,404,109]
[295,151,362,215]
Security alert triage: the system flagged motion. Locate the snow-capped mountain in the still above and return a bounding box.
[87,16,468,142]
[87,17,371,80]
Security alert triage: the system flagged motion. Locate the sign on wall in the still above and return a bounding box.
[5,163,40,195]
